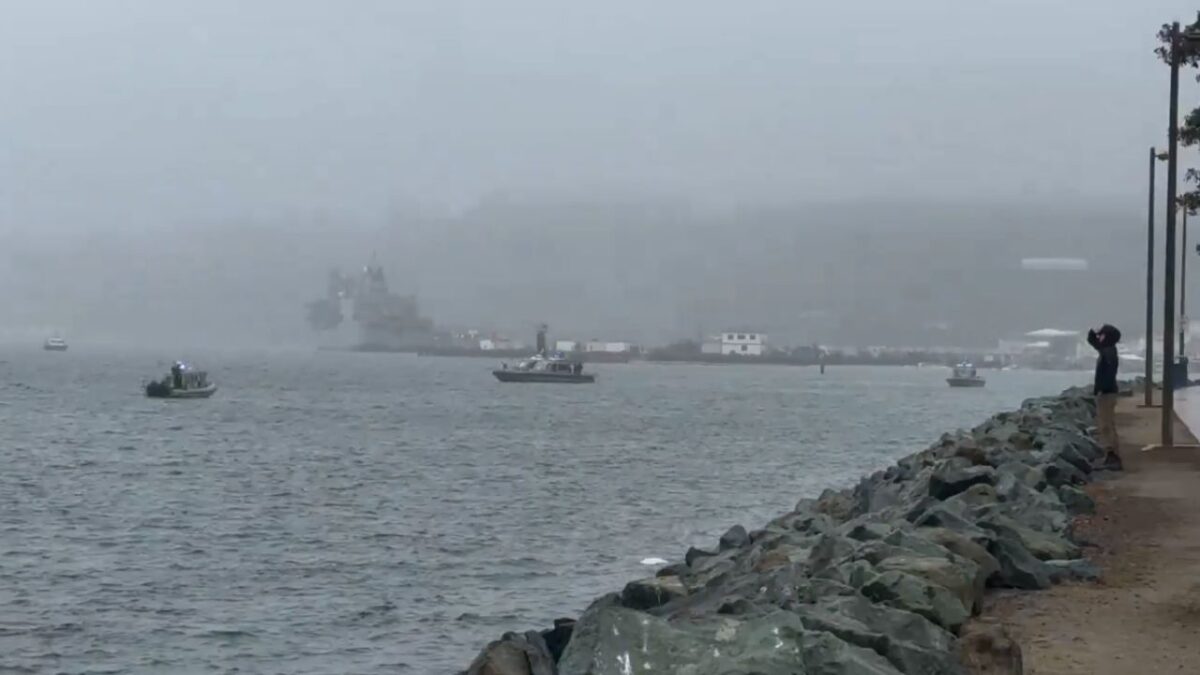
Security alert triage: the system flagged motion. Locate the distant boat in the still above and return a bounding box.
[43,336,68,352]
[145,361,218,398]
[493,353,595,384]
[947,362,986,388]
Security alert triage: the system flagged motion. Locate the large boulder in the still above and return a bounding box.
[953,438,988,466]
[658,561,809,621]
[920,527,1001,589]
[719,524,750,551]
[621,575,687,610]
[1057,485,1096,515]
[1042,458,1086,487]
[542,618,576,663]
[993,462,1047,497]
[978,486,1070,535]
[814,488,859,523]
[844,521,898,543]
[803,628,908,675]
[465,631,557,675]
[861,570,971,633]
[881,528,963,559]
[808,533,858,574]
[929,460,997,500]
[946,483,1000,509]
[558,605,904,675]
[980,525,1053,590]
[873,554,981,616]
[911,502,990,542]
[1051,443,1095,475]
[684,546,718,567]
[978,514,1079,561]
[797,595,964,675]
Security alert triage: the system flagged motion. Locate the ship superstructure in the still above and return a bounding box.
[305,262,434,351]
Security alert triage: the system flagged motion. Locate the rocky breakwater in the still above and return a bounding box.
[463,387,1106,675]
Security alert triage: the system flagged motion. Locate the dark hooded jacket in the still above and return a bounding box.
[1087,324,1121,395]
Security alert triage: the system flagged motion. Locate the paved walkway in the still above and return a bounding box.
[970,396,1200,674]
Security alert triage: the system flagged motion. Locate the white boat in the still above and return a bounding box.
[43,336,68,351]
[947,362,986,387]
[145,361,218,398]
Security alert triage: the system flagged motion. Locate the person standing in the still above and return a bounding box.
[1087,324,1122,469]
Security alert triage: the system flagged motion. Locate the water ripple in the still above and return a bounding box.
[0,348,1086,673]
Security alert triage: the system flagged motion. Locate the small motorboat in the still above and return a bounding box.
[493,353,595,383]
[43,336,68,351]
[947,362,986,388]
[146,361,218,398]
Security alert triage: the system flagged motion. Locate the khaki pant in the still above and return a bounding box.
[1096,394,1119,451]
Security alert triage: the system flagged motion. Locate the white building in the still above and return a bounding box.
[555,340,579,353]
[584,340,632,353]
[704,331,767,356]
[480,337,523,351]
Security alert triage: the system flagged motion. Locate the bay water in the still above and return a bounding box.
[0,347,1087,673]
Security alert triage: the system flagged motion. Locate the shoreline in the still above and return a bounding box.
[462,385,1117,674]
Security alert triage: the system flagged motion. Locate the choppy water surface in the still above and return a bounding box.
[0,347,1087,673]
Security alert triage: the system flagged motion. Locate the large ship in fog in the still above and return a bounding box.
[305,262,434,351]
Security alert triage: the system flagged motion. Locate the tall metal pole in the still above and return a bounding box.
[1147,147,1158,406]
[1163,21,1182,447]
[1182,207,1189,358]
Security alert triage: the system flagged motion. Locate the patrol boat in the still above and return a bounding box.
[491,324,595,383]
[145,361,218,398]
[946,362,986,388]
[493,352,595,383]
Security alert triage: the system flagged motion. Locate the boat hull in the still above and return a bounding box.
[946,377,986,388]
[43,344,68,352]
[146,383,218,399]
[493,370,595,384]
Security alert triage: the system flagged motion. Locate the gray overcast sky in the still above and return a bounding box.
[1,1,1197,230]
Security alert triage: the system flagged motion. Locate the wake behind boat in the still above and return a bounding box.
[145,361,218,398]
[493,352,595,383]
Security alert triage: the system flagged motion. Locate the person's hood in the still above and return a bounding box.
[1101,324,1122,344]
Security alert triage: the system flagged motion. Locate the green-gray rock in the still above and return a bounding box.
[860,570,971,633]
[1057,484,1096,515]
[559,605,905,675]
[798,595,965,675]
[621,576,688,610]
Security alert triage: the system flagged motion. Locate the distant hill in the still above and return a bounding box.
[0,198,1159,348]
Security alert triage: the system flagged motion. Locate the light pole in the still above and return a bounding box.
[1159,15,1200,446]
[1147,148,1168,407]
[1183,205,1190,359]
[1163,21,1182,447]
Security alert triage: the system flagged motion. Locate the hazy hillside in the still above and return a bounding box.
[0,198,1159,348]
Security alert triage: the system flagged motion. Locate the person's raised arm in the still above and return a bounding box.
[1087,328,1101,350]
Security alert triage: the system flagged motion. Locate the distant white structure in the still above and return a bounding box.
[1025,328,1081,339]
[480,337,524,351]
[555,340,579,352]
[1020,258,1088,271]
[584,340,632,353]
[703,331,767,356]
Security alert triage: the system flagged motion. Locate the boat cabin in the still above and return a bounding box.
[509,353,584,375]
[951,363,978,379]
[169,362,211,390]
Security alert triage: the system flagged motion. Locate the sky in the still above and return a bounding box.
[2,0,1198,231]
[1,1,1198,346]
